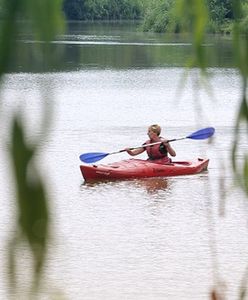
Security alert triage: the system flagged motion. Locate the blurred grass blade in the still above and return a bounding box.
[174,0,208,70]
[9,116,50,292]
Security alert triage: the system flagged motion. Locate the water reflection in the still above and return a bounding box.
[10,21,235,73]
[80,177,172,220]
[133,177,170,194]
[81,177,170,194]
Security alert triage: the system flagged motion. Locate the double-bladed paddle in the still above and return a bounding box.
[79,127,215,164]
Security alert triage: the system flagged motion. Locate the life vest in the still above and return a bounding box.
[144,138,169,160]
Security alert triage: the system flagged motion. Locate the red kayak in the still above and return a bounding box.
[80,157,209,182]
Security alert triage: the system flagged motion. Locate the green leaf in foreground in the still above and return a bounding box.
[8,116,49,293]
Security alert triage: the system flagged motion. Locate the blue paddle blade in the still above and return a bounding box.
[186,127,215,140]
[80,152,109,163]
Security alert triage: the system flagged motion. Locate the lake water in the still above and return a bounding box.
[0,21,247,299]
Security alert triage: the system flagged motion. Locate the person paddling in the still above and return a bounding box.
[125,124,176,162]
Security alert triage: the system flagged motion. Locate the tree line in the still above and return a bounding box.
[62,0,248,33]
[63,0,144,21]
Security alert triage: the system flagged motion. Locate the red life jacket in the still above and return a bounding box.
[144,138,169,160]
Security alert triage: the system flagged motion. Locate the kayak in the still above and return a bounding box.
[80,157,209,182]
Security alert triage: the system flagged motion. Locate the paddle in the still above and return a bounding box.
[79,127,215,163]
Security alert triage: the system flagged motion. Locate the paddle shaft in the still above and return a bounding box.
[111,137,185,155]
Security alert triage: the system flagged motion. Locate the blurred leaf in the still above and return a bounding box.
[232,68,248,196]
[211,290,218,300]
[244,156,248,195]
[211,289,224,300]
[0,0,65,77]
[0,0,64,297]
[173,0,209,70]
[240,288,246,300]
[9,116,49,291]
[232,0,248,78]
[23,0,64,41]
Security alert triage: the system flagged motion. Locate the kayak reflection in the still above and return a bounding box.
[81,176,170,194]
[133,177,170,194]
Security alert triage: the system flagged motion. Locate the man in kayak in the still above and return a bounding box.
[125,124,176,162]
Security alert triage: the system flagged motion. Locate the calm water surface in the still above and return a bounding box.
[0,22,247,299]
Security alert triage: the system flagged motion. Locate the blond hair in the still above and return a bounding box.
[149,124,161,136]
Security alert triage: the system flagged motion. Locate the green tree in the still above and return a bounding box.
[208,0,233,22]
[141,0,173,32]
[63,0,143,20]
[141,0,247,33]
[63,0,86,20]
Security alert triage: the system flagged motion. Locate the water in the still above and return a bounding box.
[0,22,247,299]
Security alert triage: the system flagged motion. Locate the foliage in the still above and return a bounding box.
[173,0,208,69]
[0,0,64,76]
[141,0,248,34]
[63,0,143,20]
[141,0,173,32]
[231,0,248,196]
[63,0,86,20]
[172,0,248,196]
[208,0,233,24]
[62,0,248,32]
[0,0,64,296]
[141,0,210,34]
[9,117,49,292]
[206,0,233,33]
[62,0,248,34]
[174,1,248,295]
[240,1,248,32]
[207,18,233,34]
